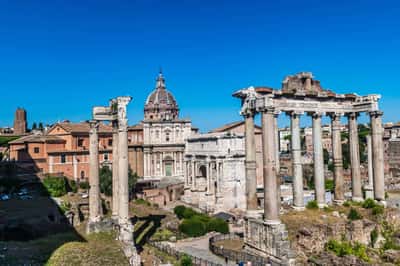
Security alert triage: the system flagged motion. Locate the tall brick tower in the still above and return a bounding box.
[13,108,27,135]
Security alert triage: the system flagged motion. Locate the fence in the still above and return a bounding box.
[149,241,222,266]
[209,234,283,266]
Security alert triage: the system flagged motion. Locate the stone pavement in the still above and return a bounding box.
[172,234,236,266]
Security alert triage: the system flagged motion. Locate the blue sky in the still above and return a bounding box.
[1,0,399,132]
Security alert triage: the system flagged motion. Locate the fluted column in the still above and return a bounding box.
[244,112,258,211]
[348,112,363,202]
[364,135,374,199]
[112,121,119,219]
[331,113,345,203]
[191,159,196,191]
[261,108,279,223]
[117,96,133,242]
[290,111,304,209]
[311,112,326,208]
[370,111,385,202]
[89,120,102,223]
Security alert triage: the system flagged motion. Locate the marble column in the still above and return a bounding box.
[370,111,385,202]
[117,97,133,242]
[73,155,78,180]
[112,121,119,219]
[348,113,363,202]
[88,120,102,223]
[311,112,326,208]
[244,112,258,211]
[290,111,304,209]
[364,135,374,199]
[331,113,345,203]
[261,109,279,223]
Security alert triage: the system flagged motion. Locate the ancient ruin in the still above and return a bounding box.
[88,96,140,265]
[233,72,385,264]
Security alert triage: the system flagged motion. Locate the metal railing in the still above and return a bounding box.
[209,234,283,266]
[149,241,222,266]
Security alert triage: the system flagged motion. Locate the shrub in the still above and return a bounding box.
[372,205,384,216]
[152,228,174,241]
[370,228,378,247]
[68,180,78,193]
[179,218,207,237]
[306,200,319,210]
[182,207,198,219]
[174,205,187,219]
[135,198,151,206]
[326,239,369,262]
[348,208,362,221]
[362,198,376,209]
[60,201,71,214]
[207,218,229,234]
[325,179,334,192]
[179,254,192,266]
[99,166,112,196]
[343,201,351,207]
[79,181,89,190]
[43,176,67,197]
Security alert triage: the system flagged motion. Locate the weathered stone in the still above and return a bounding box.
[382,249,400,263]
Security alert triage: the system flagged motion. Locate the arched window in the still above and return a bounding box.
[80,171,85,179]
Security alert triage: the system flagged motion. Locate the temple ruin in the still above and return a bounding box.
[234,72,385,264]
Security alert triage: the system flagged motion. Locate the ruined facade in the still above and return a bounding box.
[13,108,27,135]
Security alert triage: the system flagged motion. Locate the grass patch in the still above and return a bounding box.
[326,239,370,262]
[306,200,319,210]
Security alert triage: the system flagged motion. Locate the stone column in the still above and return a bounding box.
[261,109,279,223]
[88,120,102,224]
[331,113,345,203]
[348,113,363,202]
[117,96,133,242]
[370,111,385,202]
[290,111,304,209]
[206,158,211,194]
[311,112,326,208]
[191,159,196,191]
[364,134,374,199]
[73,155,78,180]
[244,112,258,211]
[49,155,54,174]
[274,111,281,212]
[112,121,119,219]
[216,160,221,194]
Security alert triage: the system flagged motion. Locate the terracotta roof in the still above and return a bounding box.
[210,121,261,133]
[52,122,112,134]
[9,134,65,144]
[128,124,143,130]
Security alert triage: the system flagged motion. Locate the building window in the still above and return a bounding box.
[156,130,160,139]
[166,132,170,142]
[80,171,85,179]
[108,139,112,146]
[34,147,40,153]
[78,139,84,147]
[104,153,109,161]
[61,154,66,163]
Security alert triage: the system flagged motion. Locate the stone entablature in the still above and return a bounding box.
[182,132,246,214]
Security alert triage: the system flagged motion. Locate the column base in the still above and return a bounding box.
[245,209,263,219]
[352,196,364,202]
[333,199,345,206]
[363,185,374,199]
[263,219,281,225]
[377,200,387,208]
[291,205,305,211]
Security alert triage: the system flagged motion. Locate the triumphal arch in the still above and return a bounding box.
[234,72,385,264]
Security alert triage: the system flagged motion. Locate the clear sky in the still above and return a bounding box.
[1,0,399,132]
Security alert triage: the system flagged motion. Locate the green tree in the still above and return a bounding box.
[38,122,44,130]
[100,166,112,196]
[43,176,67,197]
[179,255,193,266]
[32,122,37,130]
[174,205,187,219]
[207,218,229,234]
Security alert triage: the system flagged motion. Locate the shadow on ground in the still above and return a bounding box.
[133,214,166,252]
[0,161,85,265]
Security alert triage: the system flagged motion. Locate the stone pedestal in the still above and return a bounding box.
[244,218,295,265]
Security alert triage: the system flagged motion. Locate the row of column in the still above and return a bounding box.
[144,151,184,177]
[244,108,386,223]
[184,158,223,194]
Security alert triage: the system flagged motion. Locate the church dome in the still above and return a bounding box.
[144,72,179,121]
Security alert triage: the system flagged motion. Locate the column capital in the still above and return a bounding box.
[242,109,257,118]
[369,110,384,118]
[89,120,99,133]
[328,112,344,119]
[346,112,359,119]
[286,110,304,117]
[308,111,325,118]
